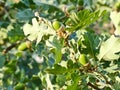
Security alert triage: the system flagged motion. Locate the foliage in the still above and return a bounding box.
[0,0,120,90]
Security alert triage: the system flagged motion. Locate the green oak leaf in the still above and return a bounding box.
[46,36,63,63]
[79,31,100,59]
[46,64,67,74]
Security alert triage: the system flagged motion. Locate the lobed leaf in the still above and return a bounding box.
[79,31,100,59]
[46,36,63,63]
[98,11,120,61]
[23,18,56,45]
[66,9,106,32]
[98,35,120,61]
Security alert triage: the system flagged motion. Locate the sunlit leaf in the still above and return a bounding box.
[0,28,7,44]
[23,18,56,45]
[98,11,120,61]
[110,11,120,35]
[116,76,120,83]
[98,35,120,61]
[104,65,119,73]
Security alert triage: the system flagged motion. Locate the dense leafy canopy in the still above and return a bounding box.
[0,0,120,90]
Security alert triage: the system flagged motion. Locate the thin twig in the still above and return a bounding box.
[2,41,20,55]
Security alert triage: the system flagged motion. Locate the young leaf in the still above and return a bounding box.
[66,9,106,32]
[23,18,56,45]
